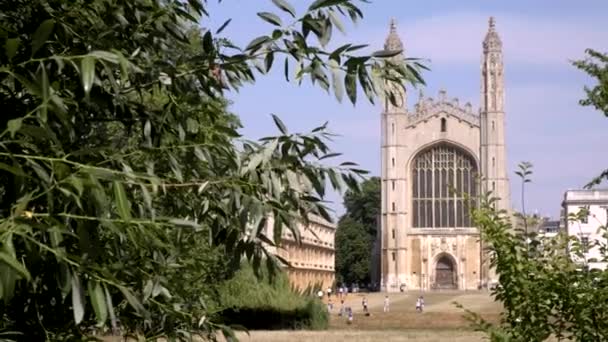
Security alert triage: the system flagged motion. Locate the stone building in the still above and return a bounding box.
[562,189,608,270]
[379,17,511,291]
[266,215,336,290]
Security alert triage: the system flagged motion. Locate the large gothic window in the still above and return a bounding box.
[412,144,477,228]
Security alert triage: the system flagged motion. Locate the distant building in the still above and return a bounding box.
[562,189,608,270]
[538,219,561,238]
[265,214,336,290]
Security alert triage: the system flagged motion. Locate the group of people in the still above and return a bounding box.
[326,293,426,323]
[324,285,427,324]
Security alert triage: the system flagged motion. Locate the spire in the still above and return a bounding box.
[384,18,404,52]
[483,16,502,53]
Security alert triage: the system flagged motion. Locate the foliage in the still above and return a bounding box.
[335,177,380,285]
[0,0,425,340]
[216,264,328,330]
[572,49,608,188]
[335,216,373,285]
[342,176,381,236]
[457,163,608,341]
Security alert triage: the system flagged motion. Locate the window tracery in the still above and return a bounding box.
[412,144,477,228]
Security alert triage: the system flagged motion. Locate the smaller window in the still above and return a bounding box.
[392,181,395,190]
[492,121,495,131]
[440,118,447,132]
[392,202,396,211]
[392,158,395,167]
[392,229,395,239]
[392,123,395,134]
[492,157,495,167]
[391,252,396,261]
[492,182,495,191]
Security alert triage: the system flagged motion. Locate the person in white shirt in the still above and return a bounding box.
[383,295,390,312]
[326,286,332,298]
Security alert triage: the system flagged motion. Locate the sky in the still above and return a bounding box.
[205,0,608,220]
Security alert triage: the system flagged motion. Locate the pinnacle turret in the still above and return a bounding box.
[384,18,404,52]
[483,16,502,53]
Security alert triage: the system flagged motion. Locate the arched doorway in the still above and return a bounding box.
[435,255,456,289]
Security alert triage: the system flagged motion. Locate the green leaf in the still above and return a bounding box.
[118,286,145,315]
[67,176,84,196]
[143,280,153,301]
[372,49,403,58]
[87,280,107,327]
[284,58,290,81]
[330,64,343,102]
[264,52,274,73]
[6,118,22,138]
[309,0,345,11]
[271,114,288,134]
[246,36,270,51]
[328,10,345,34]
[345,70,357,104]
[4,38,20,60]
[40,62,48,122]
[81,56,95,95]
[89,50,120,64]
[216,19,232,34]
[272,0,296,17]
[203,31,213,52]
[104,285,118,331]
[0,251,31,281]
[257,12,282,27]
[71,273,85,324]
[113,181,131,221]
[31,19,54,56]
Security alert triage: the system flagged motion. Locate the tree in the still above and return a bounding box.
[343,176,381,235]
[335,177,380,285]
[573,49,608,188]
[0,0,425,340]
[335,216,372,285]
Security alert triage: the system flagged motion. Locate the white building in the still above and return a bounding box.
[562,189,608,270]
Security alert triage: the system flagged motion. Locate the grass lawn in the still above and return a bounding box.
[232,291,503,341]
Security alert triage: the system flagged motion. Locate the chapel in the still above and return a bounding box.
[379,17,511,291]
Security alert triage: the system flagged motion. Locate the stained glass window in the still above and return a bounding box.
[412,144,478,228]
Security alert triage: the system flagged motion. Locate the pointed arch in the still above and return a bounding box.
[410,141,478,228]
[433,252,458,289]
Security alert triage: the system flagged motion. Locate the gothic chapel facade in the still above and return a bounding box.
[379,17,511,291]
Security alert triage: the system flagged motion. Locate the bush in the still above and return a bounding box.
[216,264,329,330]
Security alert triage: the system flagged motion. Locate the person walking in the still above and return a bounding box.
[326,286,332,299]
[338,285,343,299]
[362,296,368,314]
[383,295,390,313]
[416,296,425,313]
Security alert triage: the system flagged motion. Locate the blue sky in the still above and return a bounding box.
[205,1,608,219]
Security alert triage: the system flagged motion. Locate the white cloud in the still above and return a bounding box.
[387,12,607,67]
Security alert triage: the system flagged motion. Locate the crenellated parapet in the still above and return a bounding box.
[407,89,479,127]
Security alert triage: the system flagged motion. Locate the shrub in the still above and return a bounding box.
[216,264,329,330]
